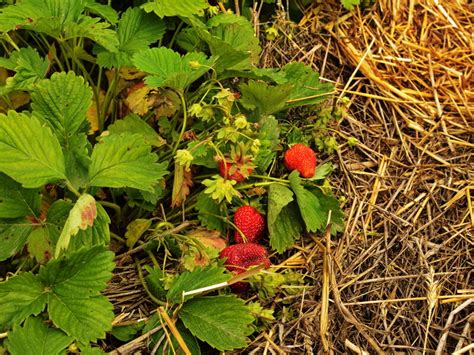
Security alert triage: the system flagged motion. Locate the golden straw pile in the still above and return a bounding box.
[258,0,473,353]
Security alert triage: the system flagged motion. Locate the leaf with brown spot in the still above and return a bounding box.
[171,164,193,208]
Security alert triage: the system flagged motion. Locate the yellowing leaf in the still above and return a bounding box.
[171,164,193,208]
[124,81,162,116]
[86,89,106,134]
[125,218,151,248]
[55,194,97,258]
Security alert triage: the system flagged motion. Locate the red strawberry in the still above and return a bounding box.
[233,205,265,243]
[283,144,317,178]
[218,159,253,183]
[220,243,271,292]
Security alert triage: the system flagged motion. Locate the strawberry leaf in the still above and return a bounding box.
[268,184,303,253]
[195,192,226,234]
[289,171,324,232]
[167,266,230,304]
[310,189,345,235]
[141,0,208,18]
[108,114,165,147]
[239,80,293,117]
[0,219,33,262]
[0,173,41,219]
[179,295,254,351]
[0,272,47,327]
[31,72,93,142]
[5,316,73,355]
[0,111,66,188]
[88,133,168,192]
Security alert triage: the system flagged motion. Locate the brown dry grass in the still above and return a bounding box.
[257,0,473,353]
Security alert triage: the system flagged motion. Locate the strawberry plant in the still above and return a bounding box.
[0,0,344,353]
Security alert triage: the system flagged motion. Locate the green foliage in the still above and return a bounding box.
[0,174,40,219]
[0,111,66,188]
[133,48,212,91]
[195,192,227,233]
[88,133,168,192]
[6,316,73,355]
[0,220,33,262]
[239,81,293,117]
[0,47,49,95]
[0,247,114,342]
[341,0,361,10]
[167,266,230,303]
[141,0,209,18]
[96,7,166,68]
[31,72,93,141]
[108,114,165,147]
[180,295,254,351]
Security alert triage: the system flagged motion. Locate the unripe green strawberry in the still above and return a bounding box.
[220,243,271,292]
[233,205,265,243]
[283,144,317,178]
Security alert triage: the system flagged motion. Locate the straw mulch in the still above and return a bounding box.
[258,0,473,353]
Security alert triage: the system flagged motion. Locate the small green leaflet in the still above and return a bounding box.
[55,194,97,258]
[88,133,168,192]
[267,184,302,253]
[310,162,333,180]
[96,7,166,68]
[310,188,345,235]
[84,0,118,24]
[167,266,231,304]
[144,265,167,300]
[132,48,212,91]
[289,171,324,232]
[195,192,226,234]
[141,0,208,18]
[108,114,165,147]
[6,316,73,355]
[254,115,280,171]
[0,173,40,219]
[341,0,361,10]
[0,272,47,327]
[239,81,293,117]
[63,134,91,189]
[31,72,93,141]
[0,111,66,188]
[180,295,254,351]
[0,47,49,95]
[27,227,53,264]
[0,220,33,262]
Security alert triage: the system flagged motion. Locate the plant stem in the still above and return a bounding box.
[64,180,81,197]
[134,258,167,306]
[171,91,188,156]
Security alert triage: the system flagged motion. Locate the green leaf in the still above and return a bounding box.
[88,133,168,192]
[278,62,333,108]
[0,47,49,94]
[108,114,165,147]
[167,266,231,304]
[141,0,208,18]
[0,272,47,328]
[44,200,72,248]
[195,192,226,234]
[125,218,151,248]
[6,316,73,355]
[254,115,280,171]
[180,295,254,351]
[96,7,166,68]
[289,171,324,232]
[341,0,361,10]
[0,220,33,262]
[55,194,97,257]
[31,72,92,141]
[0,111,66,188]
[239,81,293,116]
[27,227,53,264]
[84,0,118,24]
[63,134,91,189]
[133,48,212,91]
[144,265,167,300]
[0,173,41,218]
[311,162,333,180]
[62,16,118,52]
[267,184,302,252]
[310,189,345,235]
[39,246,115,342]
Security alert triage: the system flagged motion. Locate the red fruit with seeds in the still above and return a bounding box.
[283,144,317,178]
[218,160,253,183]
[233,205,265,243]
[220,243,271,292]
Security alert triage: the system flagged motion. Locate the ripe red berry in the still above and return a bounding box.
[283,144,317,178]
[218,160,253,183]
[233,205,265,243]
[220,243,271,292]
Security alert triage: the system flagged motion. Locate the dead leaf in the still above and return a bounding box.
[171,164,193,208]
[119,67,146,80]
[188,229,227,252]
[154,89,181,118]
[125,219,152,248]
[86,89,106,134]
